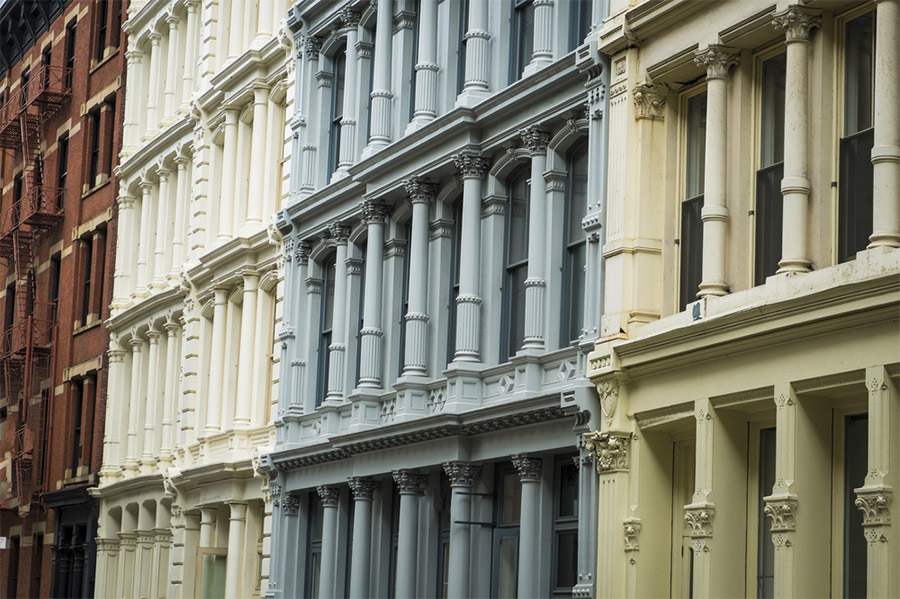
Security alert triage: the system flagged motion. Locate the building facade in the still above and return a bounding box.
[265,1,610,598]
[584,0,899,598]
[0,0,125,597]
[91,0,293,597]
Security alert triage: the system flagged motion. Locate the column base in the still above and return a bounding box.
[331,168,351,184]
[133,286,150,299]
[697,280,729,297]
[868,233,900,249]
[522,57,552,78]
[347,387,383,431]
[139,458,156,476]
[360,141,388,160]
[442,361,485,413]
[455,88,490,109]
[776,259,812,275]
[150,276,167,290]
[404,115,435,136]
[392,375,431,423]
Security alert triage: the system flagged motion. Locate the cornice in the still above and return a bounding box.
[107,287,185,335]
[119,118,194,181]
[186,229,278,292]
[599,0,710,55]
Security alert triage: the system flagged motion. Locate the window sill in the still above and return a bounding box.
[73,318,101,336]
[81,177,111,199]
[90,47,120,75]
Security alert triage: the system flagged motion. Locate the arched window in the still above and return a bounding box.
[562,140,588,345]
[502,166,530,361]
[315,258,336,406]
[327,48,346,179]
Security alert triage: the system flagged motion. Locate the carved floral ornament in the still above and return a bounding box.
[511,454,543,482]
[443,461,482,487]
[519,125,551,154]
[684,506,714,538]
[404,177,438,204]
[693,45,740,80]
[763,498,797,532]
[855,490,892,526]
[392,470,428,495]
[329,222,350,242]
[596,378,619,419]
[633,83,667,121]
[348,476,380,500]
[452,151,491,179]
[361,200,390,224]
[583,431,630,473]
[772,6,822,43]
[317,485,340,507]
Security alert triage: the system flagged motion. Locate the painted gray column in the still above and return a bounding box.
[367,0,393,150]
[348,478,379,599]
[402,178,437,376]
[870,0,900,248]
[574,441,598,598]
[451,151,491,362]
[336,8,361,177]
[392,470,427,599]
[235,273,259,427]
[443,461,481,599]
[520,126,551,351]
[410,0,438,127]
[358,202,388,388]
[205,288,228,434]
[224,501,248,599]
[512,455,542,599]
[693,46,739,297]
[773,7,820,274]
[326,224,350,403]
[583,70,608,339]
[301,38,321,194]
[317,486,341,599]
[529,0,554,72]
[458,0,490,106]
[141,327,161,472]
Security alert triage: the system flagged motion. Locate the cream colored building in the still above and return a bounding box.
[585,0,899,598]
[92,0,293,597]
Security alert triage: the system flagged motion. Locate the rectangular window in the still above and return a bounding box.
[104,99,116,175]
[756,428,776,598]
[510,0,535,83]
[89,111,101,186]
[447,198,462,364]
[29,533,43,599]
[838,12,874,262]
[455,0,469,95]
[57,133,69,209]
[65,22,77,89]
[42,45,52,89]
[111,0,122,48]
[562,140,588,345]
[305,493,324,597]
[95,233,107,319]
[492,464,522,598]
[568,0,592,51]
[198,550,227,599]
[844,414,867,598]
[7,536,20,597]
[398,221,412,376]
[81,239,93,324]
[96,0,109,61]
[20,68,30,107]
[328,49,346,179]
[503,168,530,361]
[316,259,336,407]
[49,254,61,323]
[13,173,23,225]
[755,53,786,286]
[71,380,84,473]
[436,475,451,598]
[552,457,578,596]
[680,92,706,311]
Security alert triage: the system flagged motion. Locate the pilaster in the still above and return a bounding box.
[444,461,481,599]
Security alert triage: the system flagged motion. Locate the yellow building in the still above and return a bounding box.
[585,0,899,597]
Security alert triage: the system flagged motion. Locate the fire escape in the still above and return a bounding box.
[0,63,69,515]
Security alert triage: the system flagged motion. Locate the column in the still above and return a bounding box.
[100,345,126,478]
[244,86,269,231]
[408,0,438,130]
[228,0,244,58]
[235,273,259,428]
[171,156,189,278]
[451,151,491,362]
[145,33,161,138]
[325,224,350,403]
[180,1,199,114]
[123,50,144,151]
[256,0,273,40]
[402,178,436,376]
[693,45,739,296]
[870,0,900,248]
[223,501,247,599]
[527,0,554,73]
[317,486,340,599]
[163,16,181,125]
[520,126,551,351]
[198,507,217,548]
[125,336,144,471]
[337,8,360,176]
[443,461,481,598]
[511,455,542,599]
[772,7,820,274]
[392,470,427,599]
[458,0,491,107]
[262,96,282,218]
[113,194,135,305]
[141,327,161,472]
[136,178,154,296]
[301,38,321,193]
[153,168,171,289]
[205,288,228,434]
[160,320,179,466]
[348,478,379,599]
[218,109,239,241]
[367,0,393,151]
[358,202,388,387]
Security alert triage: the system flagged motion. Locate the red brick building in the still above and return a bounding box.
[0,1,125,596]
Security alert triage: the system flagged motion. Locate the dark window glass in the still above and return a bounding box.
[8,536,20,597]
[437,475,451,598]
[305,493,324,597]
[492,464,521,598]
[838,12,875,262]
[680,92,706,310]
[757,428,776,598]
[89,111,101,186]
[503,167,529,361]
[328,49,346,179]
[29,533,43,598]
[20,69,30,107]
[96,234,106,318]
[5,284,15,331]
[398,221,412,376]
[71,381,84,472]
[96,0,109,61]
[65,23,77,88]
[455,0,469,95]
[49,254,61,323]
[81,240,93,324]
[447,198,462,364]
[568,0,592,51]
[755,53,786,285]
[13,174,23,225]
[553,458,578,595]
[112,0,122,48]
[42,46,52,88]
[511,0,535,83]
[57,134,69,209]
[844,415,867,599]
[104,99,116,174]
[316,259,336,406]
[563,140,588,345]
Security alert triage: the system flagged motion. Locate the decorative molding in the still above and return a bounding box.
[453,151,491,179]
[596,379,619,419]
[511,454,542,482]
[684,506,714,539]
[282,495,300,516]
[329,222,350,242]
[624,519,641,552]
[693,45,740,80]
[339,6,361,28]
[392,470,428,495]
[348,477,380,501]
[764,498,797,532]
[405,177,438,204]
[269,483,282,507]
[583,431,630,472]
[772,6,822,43]
[633,83,667,120]
[855,490,891,526]
[519,125,551,154]
[443,461,481,488]
[317,485,340,507]
[361,200,389,224]
[296,241,311,264]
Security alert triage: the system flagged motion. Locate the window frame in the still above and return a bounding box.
[88,110,102,187]
[509,0,535,83]
[677,87,707,312]
[492,463,522,598]
[561,138,588,346]
[65,21,77,89]
[57,133,69,209]
[70,379,84,474]
[501,165,531,362]
[81,237,93,325]
[95,0,109,62]
[551,455,579,596]
[397,220,412,376]
[446,197,463,365]
[315,256,337,407]
[327,47,347,180]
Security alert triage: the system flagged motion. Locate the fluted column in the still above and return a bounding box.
[326,224,350,403]
[113,194,136,304]
[180,1,199,114]
[152,168,171,289]
[452,151,491,362]
[870,0,900,248]
[123,50,144,151]
[160,321,179,466]
[163,16,180,125]
[223,501,247,599]
[773,7,820,274]
[512,455,542,599]
[337,8,360,177]
[205,288,228,434]
[141,327,161,472]
[409,0,438,130]
[520,126,550,351]
[392,470,427,599]
[367,0,393,151]
[219,109,239,241]
[694,46,739,297]
[101,345,126,478]
[444,461,481,598]
[301,38,321,193]
[358,202,388,388]
[317,486,340,599]
[458,0,490,106]
[125,336,144,471]
[145,33,161,138]
[171,156,189,278]
[245,86,269,230]
[235,273,259,428]
[529,0,554,72]
[135,178,153,297]
[348,478,379,599]
[402,178,436,376]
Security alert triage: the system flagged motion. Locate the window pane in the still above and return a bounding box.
[568,145,588,245]
[514,0,535,80]
[754,162,784,285]
[309,552,321,598]
[558,462,578,518]
[567,242,586,343]
[760,54,786,168]
[844,13,874,136]
[555,531,577,589]
[838,127,874,262]
[685,93,707,199]
[757,428,776,599]
[498,537,518,598]
[508,172,529,264]
[501,472,522,524]
[679,196,703,310]
[507,265,527,358]
[324,261,336,327]
[844,415,867,599]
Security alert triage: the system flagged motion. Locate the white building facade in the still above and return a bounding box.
[264,0,610,598]
[93,0,294,597]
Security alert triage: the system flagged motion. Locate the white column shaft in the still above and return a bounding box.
[257,0,273,38]
[161,326,178,459]
[523,150,548,350]
[223,502,247,599]
[395,491,419,599]
[101,350,125,473]
[163,20,180,122]
[338,28,360,171]
[153,172,171,287]
[113,198,135,301]
[228,0,244,58]
[136,184,153,294]
[145,36,160,137]
[125,341,143,468]
[181,4,198,110]
[246,87,269,229]
[205,289,228,434]
[326,238,349,401]
[262,98,282,217]
[699,75,730,296]
[870,0,900,248]
[219,110,238,240]
[235,275,259,427]
[412,0,438,123]
[348,497,374,599]
[319,499,339,599]
[171,160,188,275]
[463,0,490,94]
[531,0,554,65]
[455,174,483,362]
[142,332,160,463]
[123,52,143,149]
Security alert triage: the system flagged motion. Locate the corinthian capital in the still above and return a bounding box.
[361,200,390,224]
[453,151,491,179]
[443,461,481,488]
[772,6,822,43]
[305,37,322,60]
[392,470,428,495]
[339,6,360,28]
[633,83,668,121]
[511,454,542,482]
[694,45,740,80]
[329,222,350,242]
[348,477,380,501]
[316,485,340,507]
[404,177,438,204]
[519,125,551,154]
